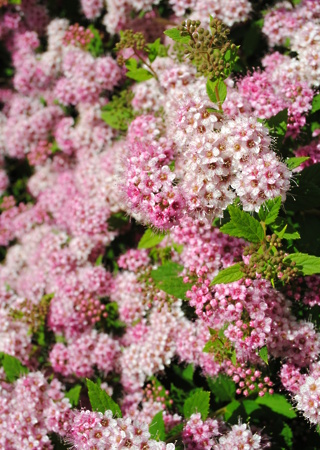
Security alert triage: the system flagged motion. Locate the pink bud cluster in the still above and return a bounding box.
[63,23,94,49]
[225,362,273,398]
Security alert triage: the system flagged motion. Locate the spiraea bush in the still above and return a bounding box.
[0,0,320,448]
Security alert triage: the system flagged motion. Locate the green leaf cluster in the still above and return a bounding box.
[203,326,236,364]
[146,38,168,62]
[150,262,193,300]
[65,384,81,407]
[87,25,104,57]
[102,302,126,333]
[101,90,137,131]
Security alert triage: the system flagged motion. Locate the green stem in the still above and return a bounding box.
[133,50,159,81]
[215,84,223,112]
[261,221,266,240]
[212,406,227,417]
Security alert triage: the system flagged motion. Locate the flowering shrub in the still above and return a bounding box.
[0,0,320,449]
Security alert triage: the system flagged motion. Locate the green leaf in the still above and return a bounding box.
[202,340,217,353]
[0,353,29,382]
[65,385,81,407]
[311,121,320,133]
[87,379,122,417]
[101,109,132,131]
[284,252,320,275]
[147,38,160,62]
[258,346,268,365]
[224,400,241,420]
[150,262,193,300]
[95,254,103,266]
[207,374,236,403]
[124,59,153,81]
[164,28,191,44]
[206,79,227,105]
[149,410,165,441]
[9,0,21,4]
[126,68,154,82]
[220,205,264,243]
[222,46,239,78]
[270,218,300,240]
[125,58,138,70]
[265,109,288,148]
[146,38,169,62]
[50,140,61,154]
[286,157,309,170]
[138,228,166,249]
[280,422,293,448]
[87,25,104,57]
[312,93,320,114]
[182,364,194,383]
[207,107,221,113]
[210,263,244,286]
[258,197,282,225]
[242,399,261,416]
[256,393,296,418]
[173,363,195,384]
[183,390,210,420]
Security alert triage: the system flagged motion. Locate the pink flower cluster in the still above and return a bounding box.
[182,413,221,449]
[289,362,320,425]
[0,372,71,448]
[49,330,120,378]
[124,115,185,229]
[55,47,121,105]
[68,409,175,450]
[0,0,319,446]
